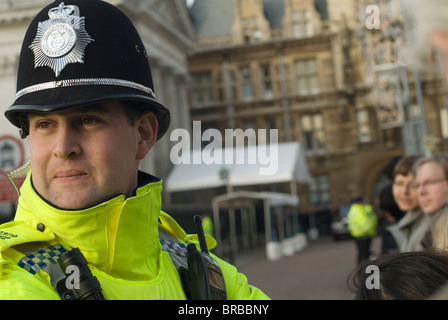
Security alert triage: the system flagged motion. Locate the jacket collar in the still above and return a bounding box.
[397,209,425,229]
[15,171,163,281]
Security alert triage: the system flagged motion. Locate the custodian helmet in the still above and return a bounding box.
[5,0,170,140]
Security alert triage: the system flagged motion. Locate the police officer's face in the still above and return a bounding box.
[28,100,157,210]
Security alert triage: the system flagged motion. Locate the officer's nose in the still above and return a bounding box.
[53,123,81,159]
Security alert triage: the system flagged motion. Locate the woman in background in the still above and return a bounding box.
[392,155,432,251]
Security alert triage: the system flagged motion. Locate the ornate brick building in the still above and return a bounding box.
[185,0,448,211]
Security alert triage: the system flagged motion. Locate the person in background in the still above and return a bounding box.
[403,0,448,300]
[378,184,406,254]
[392,155,432,251]
[201,214,214,237]
[404,1,448,253]
[347,197,378,264]
[347,251,448,300]
[412,154,448,251]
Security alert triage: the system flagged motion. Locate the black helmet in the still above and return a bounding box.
[5,0,170,140]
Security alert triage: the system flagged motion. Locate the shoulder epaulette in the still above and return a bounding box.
[0,220,55,252]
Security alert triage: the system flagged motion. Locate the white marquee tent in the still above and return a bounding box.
[165,142,313,260]
[165,142,313,192]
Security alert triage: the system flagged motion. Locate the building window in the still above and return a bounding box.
[265,118,276,130]
[295,59,319,95]
[191,72,213,107]
[357,109,372,143]
[292,9,313,38]
[243,119,256,131]
[411,103,421,121]
[243,29,251,43]
[240,66,253,101]
[301,114,325,152]
[260,64,273,99]
[309,174,331,206]
[242,16,260,43]
[199,121,218,150]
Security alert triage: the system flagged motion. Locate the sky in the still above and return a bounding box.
[186,0,195,7]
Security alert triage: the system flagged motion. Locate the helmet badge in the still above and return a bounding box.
[29,2,94,77]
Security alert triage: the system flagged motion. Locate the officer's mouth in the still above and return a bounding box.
[53,170,89,183]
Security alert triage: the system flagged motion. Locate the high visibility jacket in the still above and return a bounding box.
[347,203,377,238]
[202,216,214,236]
[0,171,270,300]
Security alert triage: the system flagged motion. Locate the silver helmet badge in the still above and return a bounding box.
[29,2,94,77]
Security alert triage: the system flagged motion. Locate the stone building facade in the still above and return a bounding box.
[185,0,448,211]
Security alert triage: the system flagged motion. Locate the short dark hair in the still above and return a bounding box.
[122,101,153,126]
[347,251,448,300]
[393,155,423,179]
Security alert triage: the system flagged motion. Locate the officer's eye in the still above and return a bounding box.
[35,121,51,129]
[80,117,100,125]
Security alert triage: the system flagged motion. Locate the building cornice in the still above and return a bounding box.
[118,0,194,52]
[0,0,51,26]
[193,33,335,54]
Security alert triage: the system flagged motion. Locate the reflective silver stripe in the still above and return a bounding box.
[15,78,156,100]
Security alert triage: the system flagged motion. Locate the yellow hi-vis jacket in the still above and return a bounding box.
[347,203,377,238]
[0,171,270,300]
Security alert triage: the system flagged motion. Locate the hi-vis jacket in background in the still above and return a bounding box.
[347,203,378,239]
[0,171,269,300]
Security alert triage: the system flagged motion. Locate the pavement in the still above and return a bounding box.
[231,235,382,300]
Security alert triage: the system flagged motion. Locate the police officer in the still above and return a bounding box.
[347,197,378,264]
[0,0,269,300]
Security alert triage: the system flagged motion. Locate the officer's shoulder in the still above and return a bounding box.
[0,220,60,299]
[0,246,59,299]
[158,211,217,250]
[0,220,54,253]
[158,211,187,240]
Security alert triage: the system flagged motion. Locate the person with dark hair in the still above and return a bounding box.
[383,156,402,180]
[347,251,448,300]
[392,155,432,251]
[378,184,406,254]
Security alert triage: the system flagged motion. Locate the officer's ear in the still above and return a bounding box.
[136,111,158,160]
